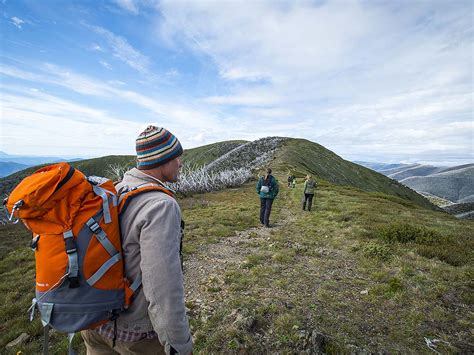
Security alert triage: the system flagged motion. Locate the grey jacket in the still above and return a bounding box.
[114,168,192,354]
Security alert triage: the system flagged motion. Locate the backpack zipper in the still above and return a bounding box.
[54,165,76,193]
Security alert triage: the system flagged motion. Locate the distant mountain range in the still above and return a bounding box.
[357,161,474,219]
[357,162,473,203]
[0,151,84,178]
[0,162,30,178]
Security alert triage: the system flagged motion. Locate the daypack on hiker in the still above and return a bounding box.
[260,176,273,193]
[3,162,173,353]
[304,179,317,194]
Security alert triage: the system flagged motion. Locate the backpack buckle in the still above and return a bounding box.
[31,235,40,251]
[89,221,101,234]
[68,277,80,289]
[64,234,77,254]
[6,199,23,224]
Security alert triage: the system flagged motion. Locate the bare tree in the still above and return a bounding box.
[167,164,252,195]
[106,163,129,182]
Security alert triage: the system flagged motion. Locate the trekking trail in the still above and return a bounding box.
[183,187,298,312]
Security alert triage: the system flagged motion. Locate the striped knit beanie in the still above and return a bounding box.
[136,125,183,170]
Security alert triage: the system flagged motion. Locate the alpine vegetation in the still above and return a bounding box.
[0,215,8,226]
[169,137,286,194]
[204,137,286,173]
[168,164,253,195]
[106,163,131,182]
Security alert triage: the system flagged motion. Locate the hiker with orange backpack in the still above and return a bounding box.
[82,126,192,354]
[4,125,192,355]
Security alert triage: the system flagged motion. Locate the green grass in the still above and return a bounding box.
[273,138,436,210]
[1,174,473,354]
[181,176,473,353]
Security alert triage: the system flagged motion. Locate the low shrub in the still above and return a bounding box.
[416,244,470,267]
[378,223,441,244]
[362,242,392,261]
[374,223,470,266]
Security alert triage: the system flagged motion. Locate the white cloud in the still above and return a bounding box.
[159,1,373,82]
[204,92,282,106]
[11,16,25,29]
[114,0,139,15]
[165,69,179,77]
[1,1,472,164]
[157,0,473,164]
[91,25,151,75]
[90,44,104,52]
[0,88,143,156]
[108,80,126,86]
[0,64,233,151]
[99,61,112,70]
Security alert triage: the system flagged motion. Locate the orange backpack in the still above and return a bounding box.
[3,162,173,353]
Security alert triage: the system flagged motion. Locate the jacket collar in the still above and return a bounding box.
[125,168,170,189]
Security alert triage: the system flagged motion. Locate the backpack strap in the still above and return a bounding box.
[92,185,114,224]
[86,253,122,286]
[118,183,174,306]
[86,218,119,257]
[118,183,174,215]
[129,274,142,293]
[63,230,79,288]
[84,216,122,287]
[43,325,50,355]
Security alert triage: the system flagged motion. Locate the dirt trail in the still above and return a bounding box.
[183,191,297,305]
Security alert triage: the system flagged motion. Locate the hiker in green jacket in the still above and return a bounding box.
[303,174,317,211]
[256,168,279,227]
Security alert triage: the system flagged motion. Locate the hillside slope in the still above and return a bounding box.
[203,137,285,172]
[272,139,435,210]
[388,165,445,180]
[0,140,251,196]
[0,162,30,178]
[377,164,419,176]
[353,161,408,171]
[401,165,474,203]
[182,140,247,167]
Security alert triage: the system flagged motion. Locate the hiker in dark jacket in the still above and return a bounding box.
[303,174,317,211]
[256,168,279,227]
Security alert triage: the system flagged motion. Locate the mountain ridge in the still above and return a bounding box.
[0,138,436,210]
[0,162,30,178]
[359,161,473,204]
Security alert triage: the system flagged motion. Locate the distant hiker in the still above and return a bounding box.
[287,174,294,188]
[81,126,192,354]
[292,176,297,189]
[257,168,279,227]
[303,174,317,211]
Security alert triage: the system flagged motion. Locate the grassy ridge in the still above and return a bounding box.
[273,139,436,210]
[181,140,247,168]
[2,138,435,213]
[0,175,472,353]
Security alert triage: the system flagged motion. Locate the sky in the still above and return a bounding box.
[0,0,472,165]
